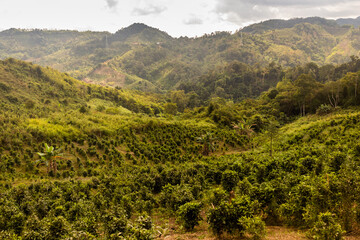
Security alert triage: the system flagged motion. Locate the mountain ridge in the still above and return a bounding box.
[336,16,360,27]
[241,16,340,33]
[0,16,359,94]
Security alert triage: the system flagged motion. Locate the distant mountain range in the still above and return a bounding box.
[241,16,360,33]
[0,17,359,92]
[336,16,360,27]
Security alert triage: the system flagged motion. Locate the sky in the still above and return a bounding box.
[0,0,360,37]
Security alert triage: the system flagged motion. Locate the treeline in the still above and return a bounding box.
[170,56,360,118]
[178,61,283,102]
[265,55,360,116]
[2,19,360,93]
[241,16,341,33]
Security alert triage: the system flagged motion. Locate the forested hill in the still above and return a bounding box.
[110,23,172,43]
[241,16,339,33]
[336,16,360,27]
[0,58,163,117]
[0,17,360,93]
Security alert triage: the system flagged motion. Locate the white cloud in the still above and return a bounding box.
[106,0,118,9]
[214,0,360,25]
[132,4,167,16]
[183,15,204,25]
[0,0,359,37]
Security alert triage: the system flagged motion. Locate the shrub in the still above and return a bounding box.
[207,196,260,236]
[208,188,227,207]
[330,152,346,172]
[104,212,128,237]
[48,216,69,239]
[238,216,266,240]
[0,231,22,239]
[135,215,153,230]
[106,107,120,115]
[79,106,88,113]
[316,104,332,115]
[0,202,25,235]
[25,99,36,109]
[308,212,344,240]
[66,231,96,239]
[177,201,202,231]
[159,184,194,212]
[23,215,48,240]
[221,170,239,192]
[164,102,177,115]
[96,105,106,112]
[127,214,155,240]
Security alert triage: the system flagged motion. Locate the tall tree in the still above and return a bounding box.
[294,74,322,116]
[324,80,342,108]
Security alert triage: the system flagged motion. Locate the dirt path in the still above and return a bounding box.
[159,226,306,240]
[158,225,360,240]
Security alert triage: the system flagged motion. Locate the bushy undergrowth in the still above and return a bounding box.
[2,59,360,239]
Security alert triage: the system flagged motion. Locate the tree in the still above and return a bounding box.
[196,132,216,156]
[341,72,360,103]
[324,80,342,108]
[266,121,278,157]
[232,118,255,138]
[169,90,187,112]
[304,62,320,81]
[274,78,298,116]
[37,143,63,176]
[294,74,322,116]
[164,102,177,115]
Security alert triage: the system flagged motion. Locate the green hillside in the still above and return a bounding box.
[0,59,249,239]
[110,23,172,43]
[1,56,360,238]
[0,58,163,116]
[0,17,360,94]
[241,16,339,33]
[1,16,360,239]
[0,28,107,63]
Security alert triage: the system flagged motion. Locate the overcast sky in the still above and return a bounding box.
[0,0,359,37]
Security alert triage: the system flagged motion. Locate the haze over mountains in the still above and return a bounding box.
[0,16,359,94]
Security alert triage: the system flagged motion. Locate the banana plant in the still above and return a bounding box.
[232,118,255,138]
[36,143,63,175]
[197,132,217,156]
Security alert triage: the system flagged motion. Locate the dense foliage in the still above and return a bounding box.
[2,54,360,239]
[1,17,360,94]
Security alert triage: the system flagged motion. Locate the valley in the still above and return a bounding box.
[1,16,360,239]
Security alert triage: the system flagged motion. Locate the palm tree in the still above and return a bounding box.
[197,132,217,156]
[37,143,63,175]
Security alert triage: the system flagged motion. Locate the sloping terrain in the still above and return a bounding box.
[1,58,360,239]
[0,18,359,93]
